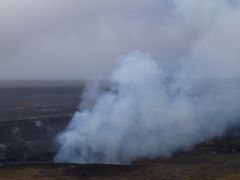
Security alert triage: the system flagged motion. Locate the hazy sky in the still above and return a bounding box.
[0,0,240,79]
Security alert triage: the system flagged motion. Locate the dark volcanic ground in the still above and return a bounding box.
[0,81,240,179]
[0,83,84,163]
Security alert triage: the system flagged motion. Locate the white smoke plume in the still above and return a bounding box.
[54,0,240,164]
[54,52,240,164]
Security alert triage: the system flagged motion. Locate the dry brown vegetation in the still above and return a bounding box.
[1,154,240,179]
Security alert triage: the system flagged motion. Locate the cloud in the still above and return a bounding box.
[0,0,240,79]
[0,0,190,79]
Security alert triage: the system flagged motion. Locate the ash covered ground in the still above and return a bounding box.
[0,80,240,179]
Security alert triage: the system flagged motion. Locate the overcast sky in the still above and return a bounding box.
[0,0,240,80]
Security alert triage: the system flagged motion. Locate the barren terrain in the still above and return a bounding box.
[0,81,240,179]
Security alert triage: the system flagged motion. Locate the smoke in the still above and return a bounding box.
[53,0,240,164]
[54,52,240,164]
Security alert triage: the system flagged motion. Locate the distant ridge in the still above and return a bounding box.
[0,80,85,88]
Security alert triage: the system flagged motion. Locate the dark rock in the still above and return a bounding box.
[0,116,70,163]
[0,144,7,160]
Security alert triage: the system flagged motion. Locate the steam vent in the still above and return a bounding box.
[1,0,240,179]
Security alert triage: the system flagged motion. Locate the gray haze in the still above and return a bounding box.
[1,0,240,79]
